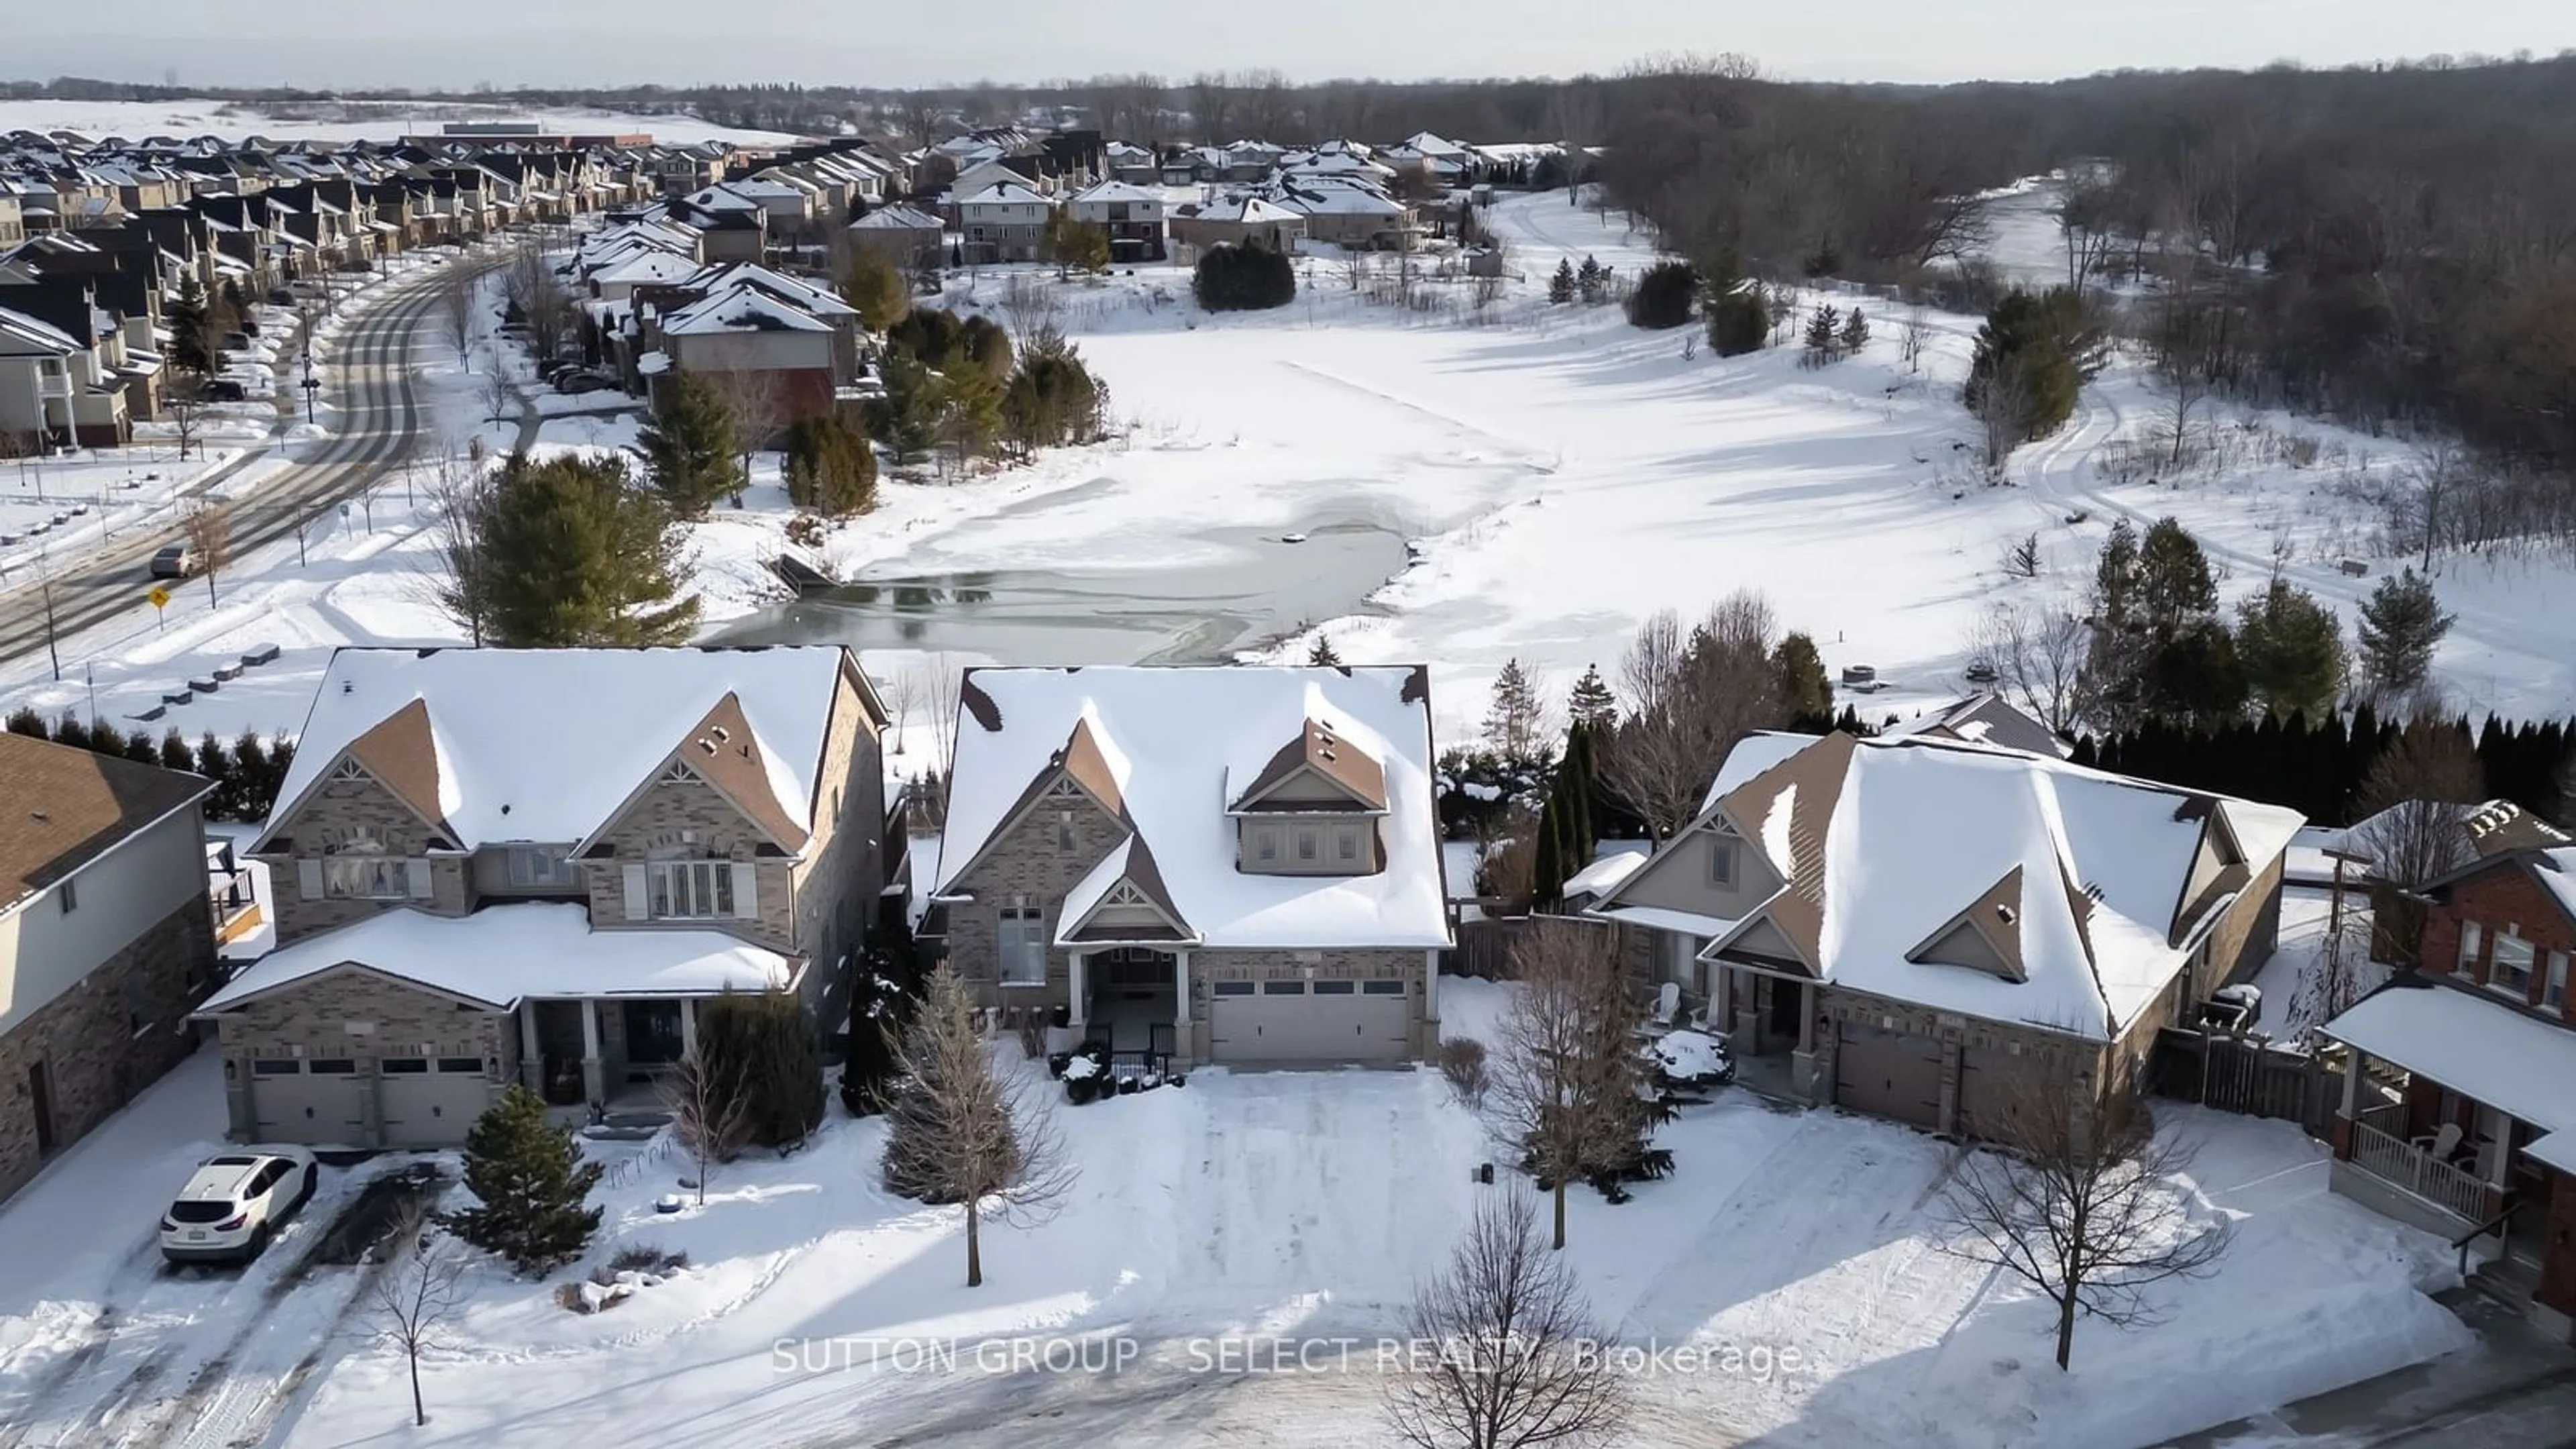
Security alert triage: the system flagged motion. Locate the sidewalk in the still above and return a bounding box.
[2164,1289,2576,1448]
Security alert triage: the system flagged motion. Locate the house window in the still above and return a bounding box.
[252,1059,301,1076]
[1213,981,1255,997]
[649,859,735,919]
[506,846,576,888]
[1312,979,1356,995]
[2491,930,2536,999]
[2546,953,2569,1012]
[1056,812,1077,851]
[323,855,419,899]
[1296,830,1319,862]
[1336,828,1359,863]
[1708,839,1737,888]
[1263,980,1305,996]
[382,1058,429,1075]
[1362,979,1407,996]
[998,904,1046,985]
[2457,921,2485,976]
[1254,827,1279,863]
[58,878,76,914]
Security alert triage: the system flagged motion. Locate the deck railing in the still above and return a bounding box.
[2351,1119,2493,1224]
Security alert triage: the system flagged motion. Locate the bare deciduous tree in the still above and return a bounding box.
[2165,366,2209,468]
[2352,718,2485,964]
[1381,1189,1631,1449]
[1899,304,1932,374]
[881,965,1077,1287]
[662,1051,753,1208]
[423,448,493,645]
[437,262,479,373]
[2289,911,2375,1042]
[365,1203,472,1428]
[1975,359,2034,474]
[1966,601,2090,735]
[1941,1081,2231,1371]
[1487,920,1648,1250]
[1600,593,1784,840]
[182,503,229,608]
[704,368,790,498]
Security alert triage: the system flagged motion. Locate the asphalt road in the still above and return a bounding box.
[0,261,478,676]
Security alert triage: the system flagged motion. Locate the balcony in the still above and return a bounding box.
[2337,1101,2500,1235]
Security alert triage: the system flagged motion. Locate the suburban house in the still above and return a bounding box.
[2320,842,2576,1340]
[637,262,863,431]
[1278,182,1413,250]
[931,665,1452,1071]
[197,646,890,1148]
[955,178,1055,264]
[1065,180,1167,262]
[1587,729,2302,1136]
[1171,195,1307,256]
[846,204,946,272]
[0,733,219,1203]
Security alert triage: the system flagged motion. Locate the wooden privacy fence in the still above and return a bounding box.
[2150,1026,2336,1137]
[1446,912,1641,981]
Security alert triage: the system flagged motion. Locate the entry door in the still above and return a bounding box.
[25,1063,54,1157]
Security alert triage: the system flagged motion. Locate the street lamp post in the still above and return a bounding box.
[299,304,319,426]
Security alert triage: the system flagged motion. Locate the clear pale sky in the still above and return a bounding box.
[7,0,2569,90]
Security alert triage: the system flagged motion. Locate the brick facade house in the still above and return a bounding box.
[2321,844,2576,1342]
[197,646,888,1148]
[1587,720,2302,1139]
[0,735,217,1203]
[930,666,1452,1071]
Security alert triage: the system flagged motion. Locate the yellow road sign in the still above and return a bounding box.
[147,586,172,610]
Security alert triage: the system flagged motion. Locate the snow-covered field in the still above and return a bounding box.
[0,979,2473,1448]
[0,99,802,147]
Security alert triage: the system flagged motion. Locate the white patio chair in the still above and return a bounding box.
[2411,1120,2463,1162]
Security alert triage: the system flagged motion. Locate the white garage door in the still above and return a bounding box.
[1208,979,1411,1065]
[251,1057,368,1145]
[379,1057,492,1146]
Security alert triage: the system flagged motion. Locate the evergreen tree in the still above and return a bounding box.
[1965,288,2096,443]
[87,722,126,759]
[121,729,158,765]
[1307,634,1342,667]
[1576,255,1605,305]
[838,248,912,333]
[1567,664,1617,733]
[1040,211,1111,276]
[698,990,826,1150]
[865,350,946,464]
[2147,619,2251,731]
[2092,519,2143,631]
[1531,722,1602,906]
[5,706,47,739]
[886,308,967,367]
[2356,570,2454,695]
[1801,304,1841,366]
[478,453,700,647]
[999,327,1106,462]
[839,945,914,1116]
[1548,258,1576,305]
[2136,517,2218,633]
[1772,632,1833,724]
[158,727,195,774]
[1623,260,1699,330]
[195,733,233,818]
[1839,306,1871,354]
[50,712,89,751]
[166,276,222,375]
[231,730,274,820]
[783,413,878,517]
[936,362,1005,468]
[443,1085,603,1275]
[1193,244,1296,311]
[1485,658,1548,767]
[2235,578,2347,721]
[639,370,745,519]
[1704,278,1768,357]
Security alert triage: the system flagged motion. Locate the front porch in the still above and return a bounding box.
[519,996,704,1116]
[1713,960,1825,1104]
[1075,947,1187,1077]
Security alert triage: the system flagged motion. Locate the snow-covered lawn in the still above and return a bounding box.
[0,99,801,147]
[0,982,2472,1449]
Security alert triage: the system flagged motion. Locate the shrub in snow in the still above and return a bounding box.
[1704,278,1768,357]
[1438,1037,1490,1108]
[443,1084,604,1275]
[784,413,877,518]
[1623,260,1699,330]
[841,956,913,1118]
[1193,244,1295,313]
[698,989,826,1151]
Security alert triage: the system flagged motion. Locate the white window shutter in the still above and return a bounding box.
[731,863,759,920]
[621,865,649,921]
[407,860,435,900]
[298,859,325,900]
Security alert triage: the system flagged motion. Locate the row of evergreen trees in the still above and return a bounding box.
[3,707,294,821]
[863,308,1110,467]
[1193,244,1296,312]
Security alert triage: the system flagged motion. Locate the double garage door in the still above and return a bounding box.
[251,1057,490,1147]
[1209,979,1411,1064]
[1832,1022,1943,1130]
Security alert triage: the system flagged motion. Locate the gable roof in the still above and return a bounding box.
[1227,715,1388,813]
[1882,692,2070,757]
[0,733,212,915]
[1604,731,2304,1040]
[340,697,458,841]
[850,204,944,231]
[255,647,859,853]
[936,666,1448,950]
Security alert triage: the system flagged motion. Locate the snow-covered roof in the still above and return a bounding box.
[956,178,1051,209]
[1880,692,2070,757]
[590,249,701,286]
[1562,843,1651,900]
[1070,180,1164,205]
[2324,980,2576,1135]
[849,204,943,231]
[1194,195,1302,225]
[1614,732,2305,1040]
[197,903,796,1013]
[254,647,854,853]
[663,285,833,335]
[2526,1130,2576,1177]
[935,666,1449,950]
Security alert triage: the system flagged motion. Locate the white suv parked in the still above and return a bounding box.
[159,1148,320,1264]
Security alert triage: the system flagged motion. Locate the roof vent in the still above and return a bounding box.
[341,679,354,694]
[1994,905,2017,925]
[698,739,718,755]
[710,726,731,743]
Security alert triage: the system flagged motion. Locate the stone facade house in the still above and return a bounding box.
[1064,180,1167,263]
[930,666,1452,1071]
[2320,844,2576,1342]
[1588,730,2302,1138]
[954,179,1055,265]
[198,646,888,1148]
[0,734,218,1203]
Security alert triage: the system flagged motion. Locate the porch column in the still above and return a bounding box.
[518,1002,542,1093]
[1731,966,1762,1055]
[1419,948,1440,1026]
[680,998,699,1059]
[1067,951,1087,1032]
[2332,1048,2364,1159]
[580,1000,605,1106]
[1172,951,1192,1026]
